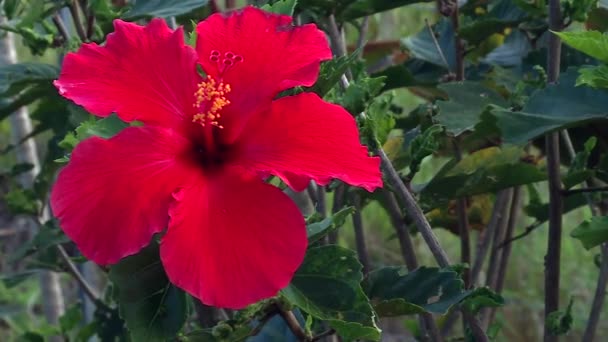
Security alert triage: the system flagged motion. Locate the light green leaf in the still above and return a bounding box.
[306,207,354,243]
[555,31,608,63]
[571,216,608,249]
[577,64,608,89]
[262,0,297,15]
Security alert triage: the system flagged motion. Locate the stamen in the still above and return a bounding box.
[192,77,231,129]
[207,50,243,76]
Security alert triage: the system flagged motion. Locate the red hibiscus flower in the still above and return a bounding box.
[51,6,382,309]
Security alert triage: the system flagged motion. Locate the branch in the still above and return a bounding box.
[51,14,70,45]
[453,142,471,288]
[56,245,100,302]
[544,1,564,340]
[351,193,371,274]
[377,148,451,267]
[68,0,87,42]
[278,308,310,341]
[311,329,336,342]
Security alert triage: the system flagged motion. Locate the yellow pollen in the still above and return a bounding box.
[192,78,231,129]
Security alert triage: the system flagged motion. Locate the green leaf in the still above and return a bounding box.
[59,114,128,152]
[0,270,40,288]
[555,31,608,63]
[372,63,438,92]
[546,298,574,336]
[340,75,386,115]
[576,64,608,89]
[402,18,455,70]
[109,243,188,342]
[362,266,472,316]
[306,207,354,243]
[571,216,608,249]
[564,136,596,189]
[460,287,504,314]
[459,18,520,47]
[123,0,209,19]
[59,304,82,334]
[308,51,360,97]
[339,0,433,21]
[4,187,39,215]
[408,124,442,175]
[435,81,508,136]
[419,146,546,206]
[282,245,380,341]
[262,0,298,15]
[0,62,58,95]
[10,221,68,262]
[488,69,608,143]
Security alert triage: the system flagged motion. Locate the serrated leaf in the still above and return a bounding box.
[577,64,608,89]
[262,0,298,15]
[109,243,188,342]
[571,216,608,249]
[282,245,380,341]
[308,51,360,97]
[363,266,472,316]
[4,187,39,215]
[546,298,574,336]
[123,0,209,19]
[555,30,608,63]
[59,114,128,152]
[306,206,354,243]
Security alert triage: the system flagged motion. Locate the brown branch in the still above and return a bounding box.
[544,1,563,339]
[311,329,336,341]
[56,245,100,302]
[51,14,70,45]
[329,184,346,244]
[278,308,310,341]
[351,193,371,274]
[68,0,87,41]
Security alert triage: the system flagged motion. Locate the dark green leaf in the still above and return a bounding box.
[0,270,40,288]
[571,216,608,250]
[59,114,128,152]
[0,62,58,95]
[408,124,442,175]
[10,222,68,262]
[459,18,521,46]
[488,69,608,143]
[109,243,188,342]
[262,0,298,15]
[363,266,472,316]
[564,137,596,189]
[339,0,432,21]
[282,245,380,341]
[372,63,437,92]
[419,146,546,206]
[5,187,39,215]
[123,0,209,19]
[435,81,508,136]
[306,207,354,243]
[308,51,360,97]
[402,18,455,70]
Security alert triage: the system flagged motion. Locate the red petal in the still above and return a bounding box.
[51,127,198,265]
[55,19,199,128]
[160,168,306,309]
[238,92,383,192]
[196,6,331,142]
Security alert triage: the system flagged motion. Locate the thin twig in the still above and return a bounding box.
[278,308,309,341]
[544,0,564,338]
[311,329,336,341]
[561,186,608,196]
[329,184,346,244]
[225,0,236,10]
[453,142,471,288]
[355,17,369,53]
[377,148,451,267]
[498,221,542,249]
[83,0,95,40]
[56,245,100,302]
[51,14,70,44]
[351,193,370,274]
[68,0,87,41]
[382,190,443,342]
[486,187,522,327]
[317,185,327,218]
[450,7,465,80]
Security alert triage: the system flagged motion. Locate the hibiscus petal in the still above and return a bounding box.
[55,19,199,127]
[195,6,331,142]
[160,168,306,309]
[51,127,198,265]
[237,92,383,192]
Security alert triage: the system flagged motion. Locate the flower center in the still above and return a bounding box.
[192,77,231,129]
[191,50,243,129]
